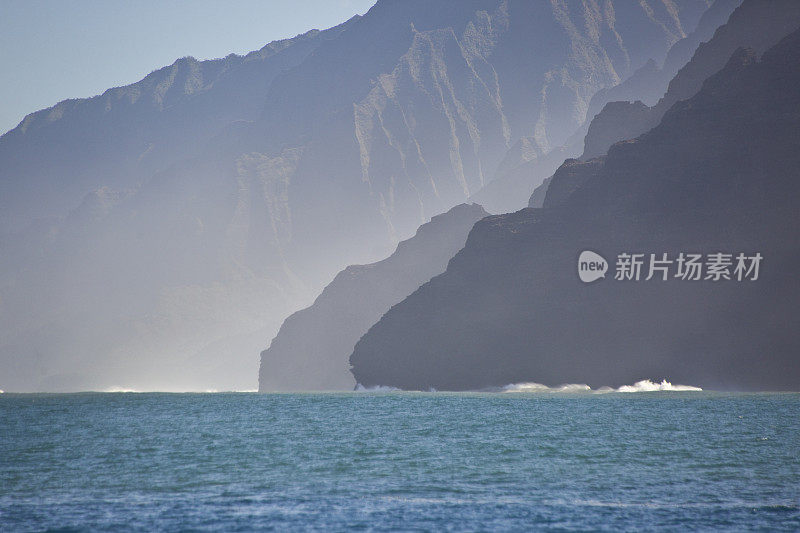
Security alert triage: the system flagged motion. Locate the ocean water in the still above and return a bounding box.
[1,391,799,531]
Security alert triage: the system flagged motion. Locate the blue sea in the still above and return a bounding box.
[1,391,799,531]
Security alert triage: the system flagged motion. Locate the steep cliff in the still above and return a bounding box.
[581,0,800,159]
[350,28,800,391]
[584,0,741,115]
[0,25,352,232]
[473,0,739,213]
[259,203,487,391]
[0,0,712,391]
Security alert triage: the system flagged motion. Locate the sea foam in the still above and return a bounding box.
[501,379,701,393]
[612,379,702,392]
[355,384,400,392]
[502,383,592,393]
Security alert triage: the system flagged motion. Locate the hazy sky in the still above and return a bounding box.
[0,0,377,135]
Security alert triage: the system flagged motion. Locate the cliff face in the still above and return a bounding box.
[0,0,710,391]
[470,0,737,214]
[581,0,800,159]
[0,26,350,232]
[258,203,488,391]
[584,0,741,116]
[349,28,800,391]
[580,101,653,161]
[246,0,707,276]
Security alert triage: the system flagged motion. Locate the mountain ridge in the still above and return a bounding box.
[0,0,714,391]
[581,0,800,159]
[349,19,800,391]
[258,203,488,392]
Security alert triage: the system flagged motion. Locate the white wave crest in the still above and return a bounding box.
[354,384,400,392]
[501,379,701,393]
[502,382,591,393]
[102,387,141,393]
[613,379,702,392]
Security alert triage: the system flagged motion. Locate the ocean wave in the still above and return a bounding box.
[502,382,591,393]
[354,384,400,392]
[611,379,702,392]
[501,379,701,393]
[201,389,259,393]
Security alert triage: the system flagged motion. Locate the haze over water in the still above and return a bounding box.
[2,391,798,530]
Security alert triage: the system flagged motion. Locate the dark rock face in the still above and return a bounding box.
[349,29,800,391]
[581,101,652,160]
[541,159,605,208]
[527,176,552,209]
[259,203,487,391]
[581,0,800,161]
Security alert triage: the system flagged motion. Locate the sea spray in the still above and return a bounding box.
[613,379,702,392]
[501,379,701,393]
[355,384,400,392]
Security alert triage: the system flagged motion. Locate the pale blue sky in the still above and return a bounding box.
[0,0,377,135]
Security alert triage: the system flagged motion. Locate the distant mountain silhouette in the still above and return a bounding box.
[350,19,800,391]
[259,203,487,391]
[0,0,712,391]
[472,0,741,214]
[581,0,800,159]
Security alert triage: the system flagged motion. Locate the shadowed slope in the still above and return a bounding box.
[259,203,488,391]
[350,28,800,391]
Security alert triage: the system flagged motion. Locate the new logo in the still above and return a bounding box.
[578,251,608,283]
